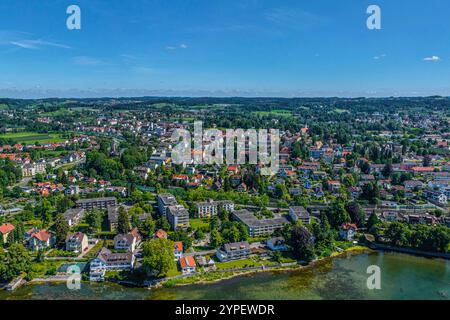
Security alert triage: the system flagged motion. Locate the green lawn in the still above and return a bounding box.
[0,131,65,144]
[252,110,293,117]
[333,108,350,114]
[215,258,259,270]
[30,259,73,278]
[190,218,210,230]
[165,263,182,277]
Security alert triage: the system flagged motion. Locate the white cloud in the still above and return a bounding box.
[9,39,70,50]
[166,43,188,51]
[120,54,137,60]
[72,56,105,66]
[423,55,441,62]
[373,54,386,60]
[264,8,328,30]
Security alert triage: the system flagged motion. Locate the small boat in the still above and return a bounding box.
[437,290,448,298]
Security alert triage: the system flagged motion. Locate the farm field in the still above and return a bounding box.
[0,131,65,144]
[252,109,293,117]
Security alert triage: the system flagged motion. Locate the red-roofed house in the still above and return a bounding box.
[172,174,189,183]
[0,223,15,243]
[327,180,342,192]
[412,167,436,174]
[227,165,239,174]
[179,255,196,274]
[154,229,168,239]
[174,241,183,260]
[27,229,55,251]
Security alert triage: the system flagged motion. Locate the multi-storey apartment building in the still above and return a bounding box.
[76,197,117,210]
[288,206,311,225]
[232,209,288,237]
[157,193,178,216]
[195,199,235,218]
[167,205,190,230]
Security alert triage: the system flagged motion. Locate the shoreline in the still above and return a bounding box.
[155,245,373,288]
[6,244,447,291]
[3,246,372,291]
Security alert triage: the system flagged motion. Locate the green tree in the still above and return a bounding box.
[361,182,380,204]
[86,209,103,232]
[222,225,240,243]
[346,202,366,227]
[170,230,192,249]
[53,213,70,248]
[272,251,283,263]
[385,222,409,247]
[210,229,223,248]
[325,201,351,229]
[141,217,156,237]
[0,243,31,281]
[366,212,381,232]
[288,226,315,262]
[117,206,130,234]
[382,163,393,178]
[142,238,175,276]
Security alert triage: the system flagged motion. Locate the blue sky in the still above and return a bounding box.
[0,0,450,98]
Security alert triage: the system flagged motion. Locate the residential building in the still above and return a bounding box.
[157,193,178,216]
[216,241,251,262]
[0,223,14,243]
[195,199,235,218]
[66,232,89,253]
[233,209,288,237]
[89,247,135,281]
[113,228,141,252]
[166,205,190,230]
[107,205,129,231]
[339,223,358,241]
[174,241,183,260]
[266,237,288,251]
[288,206,311,225]
[27,229,54,251]
[154,229,168,239]
[179,255,196,274]
[76,197,117,210]
[63,208,85,227]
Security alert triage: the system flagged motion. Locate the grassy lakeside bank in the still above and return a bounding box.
[159,245,374,288]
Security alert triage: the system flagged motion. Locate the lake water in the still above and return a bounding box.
[1,251,449,300]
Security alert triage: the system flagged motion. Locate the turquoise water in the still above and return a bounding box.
[1,251,449,300]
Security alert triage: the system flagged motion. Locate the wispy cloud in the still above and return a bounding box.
[120,54,137,60]
[72,56,106,66]
[166,43,188,51]
[0,30,70,50]
[423,55,441,62]
[9,39,70,50]
[373,54,387,60]
[264,8,328,30]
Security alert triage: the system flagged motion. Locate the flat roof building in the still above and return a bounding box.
[195,199,235,218]
[157,193,178,216]
[288,206,311,225]
[232,209,288,237]
[76,197,117,210]
[167,205,190,230]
